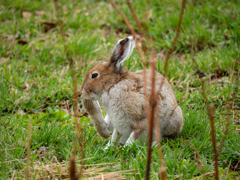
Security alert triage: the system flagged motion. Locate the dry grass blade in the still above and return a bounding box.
[53,0,84,178]
[201,81,219,180]
[163,0,186,77]
[19,159,128,180]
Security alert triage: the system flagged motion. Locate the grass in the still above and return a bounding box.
[0,0,240,179]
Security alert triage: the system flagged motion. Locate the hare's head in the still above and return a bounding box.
[80,36,135,100]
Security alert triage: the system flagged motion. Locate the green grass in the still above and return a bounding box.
[0,0,240,179]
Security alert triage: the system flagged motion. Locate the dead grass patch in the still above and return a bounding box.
[12,157,129,180]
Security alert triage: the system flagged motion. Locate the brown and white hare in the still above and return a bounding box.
[80,36,183,148]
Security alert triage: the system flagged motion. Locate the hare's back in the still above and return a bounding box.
[107,77,147,121]
[134,70,178,107]
[106,70,178,121]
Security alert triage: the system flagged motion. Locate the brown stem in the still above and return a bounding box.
[110,0,135,35]
[208,104,219,180]
[54,0,79,119]
[163,0,186,77]
[146,58,157,180]
[110,0,151,120]
[181,138,206,174]
[218,62,239,154]
[54,0,84,178]
[201,81,219,180]
[150,1,186,175]
[146,49,166,180]
[126,0,148,56]
[153,76,167,180]
[111,1,167,178]
[69,157,80,180]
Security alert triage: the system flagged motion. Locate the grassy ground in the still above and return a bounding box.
[0,0,240,179]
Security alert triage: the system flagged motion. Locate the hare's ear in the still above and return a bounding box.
[110,36,135,72]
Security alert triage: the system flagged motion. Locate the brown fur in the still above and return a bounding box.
[80,62,128,99]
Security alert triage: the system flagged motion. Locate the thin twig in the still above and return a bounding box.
[218,61,239,154]
[153,1,187,175]
[147,1,187,177]
[146,0,186,178]
[110,0,151,120]
[125,1,167,178]
[163,0,186,77]
[201,81,219,180]
[126,0,148,56]
[54,0,78,119]
[146,47,167,180]
[110,0,135,36]
[125,2,167,178]
[152,76,167,180]
[181,138,206,173]
[111,1,168,179]
[54,0,84,178]
[146,54,158,180]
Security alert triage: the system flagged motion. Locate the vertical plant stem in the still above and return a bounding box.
[146,48,166,180]
[53,0,78,118]
[146,59,157,180]
[153,76,167,180]
[111,1,167,178]
[163,0,186,77]
[110,0,151,120]
[54,0,84,178]
[202,81,219,180]
[181,138,206,173]
[218,61,239,154]
[70,157,80,180]
[26,116,32,180]
[126,0,148,56]
[208,104,219,180]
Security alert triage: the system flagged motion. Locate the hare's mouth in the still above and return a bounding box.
[81,90,91,100]
[81,89,99,101]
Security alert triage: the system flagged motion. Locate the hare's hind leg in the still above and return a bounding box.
[124,129,147,147]
[163,105,183,137]
[118,127,132,145]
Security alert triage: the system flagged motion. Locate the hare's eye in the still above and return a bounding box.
[91,73,98,79]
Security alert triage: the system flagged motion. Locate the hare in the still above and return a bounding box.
[80,36,183,148]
